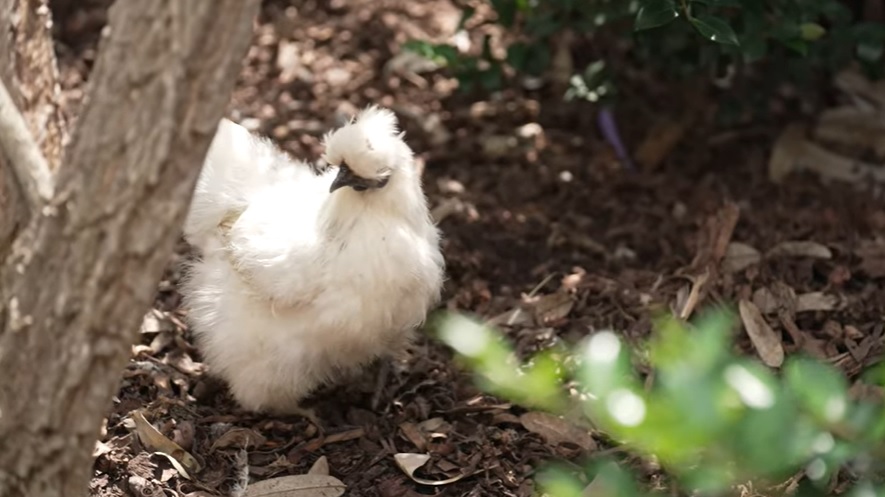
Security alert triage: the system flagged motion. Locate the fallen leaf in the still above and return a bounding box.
[308,456,329,476]
[244,475,346,497]
[152,451,193,481]
[766,241,832,259]
[796,292,842,312]
[722,242,761,274]
[211,427,267,451]
[393,453,475,486]
[140,308,174,334]
[93,440,111,459]
[739,299,784,367]
[131,410,202,476]
[815,106,885,159]
[519,411,597,452]
[530,291,575,325]
[399,422,426,452]
[635,119,687,171]
[769,124,807,182]
[752,287,778,314]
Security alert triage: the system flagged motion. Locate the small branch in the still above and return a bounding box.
[0,78,54,208]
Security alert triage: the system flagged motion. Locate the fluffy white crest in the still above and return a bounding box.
[322,105,409,179]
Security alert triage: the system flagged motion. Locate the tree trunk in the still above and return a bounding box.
[0,0,64,258]
[0,1,260,496]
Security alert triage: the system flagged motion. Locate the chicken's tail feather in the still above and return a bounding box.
[184,118,283,251]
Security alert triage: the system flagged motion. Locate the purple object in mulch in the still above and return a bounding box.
[597,107,635,172]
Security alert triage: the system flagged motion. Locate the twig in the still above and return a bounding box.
[0,78,54,208]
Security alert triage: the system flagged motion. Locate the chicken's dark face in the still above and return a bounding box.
[329,161,390,193]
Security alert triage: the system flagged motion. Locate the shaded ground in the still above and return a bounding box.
[53,1,885,496]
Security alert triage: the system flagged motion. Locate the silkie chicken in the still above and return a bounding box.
[181,106,445,417]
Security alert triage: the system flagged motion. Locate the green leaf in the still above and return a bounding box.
[491,0,518,27]
[634,0,679,31]
[785,356,849,424]
[800,22,827,41]
[690,14,740,46]
[781,38,809,56]
[740,34,768,62]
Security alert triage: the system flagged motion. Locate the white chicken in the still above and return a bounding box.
[181,106,445,416]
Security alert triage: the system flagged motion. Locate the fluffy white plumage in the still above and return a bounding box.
[181,106,444,414]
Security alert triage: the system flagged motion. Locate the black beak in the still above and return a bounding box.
[329,166,389,193]
[330,166,358,193]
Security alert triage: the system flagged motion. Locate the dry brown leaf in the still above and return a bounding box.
[752,287,778,314]
[519,411,597,452]
[635,119,687,171]
[767,241,832,259]
[417,417,450,433]
[768,124,807,183]
[93,440,111,459]
[738,299,784,367]
[140,308,174,334]
[243,475,346,497]
[399,422,426,452]
[815,106,885,159]
[530,291,574,325]
[722,242,761,274]
[211,427,267,451]
[308,456,329,476]
[796,292,842,312]
[393,453,477,486]
[131,410,202,475]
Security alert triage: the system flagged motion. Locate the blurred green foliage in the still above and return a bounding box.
[404,0,885,116]
[434,308,885,496]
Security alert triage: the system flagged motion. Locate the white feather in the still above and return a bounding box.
[181,107,444,413]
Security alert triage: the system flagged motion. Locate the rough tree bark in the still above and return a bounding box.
[0,0,65,257]
[0,1,260,496]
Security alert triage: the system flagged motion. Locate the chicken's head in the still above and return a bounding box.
[322,106,413,193]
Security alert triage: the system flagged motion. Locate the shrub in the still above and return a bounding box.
[405,0,885,116]
[434,308,885,496]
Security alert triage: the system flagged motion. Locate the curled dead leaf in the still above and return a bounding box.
[393,453,476,486]
[738,299,784,367]
[131,410,202,476]
[243,475,346,497]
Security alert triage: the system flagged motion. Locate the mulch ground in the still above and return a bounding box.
[53,1,885,496]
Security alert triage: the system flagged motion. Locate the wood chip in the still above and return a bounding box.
[738,299,784,367]
[211,427,267,451]
[767,240,832,259]
[796,292,842,312]
[519,411,597,452]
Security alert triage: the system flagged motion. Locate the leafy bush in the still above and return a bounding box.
[406,0,885,112]
[434,308,885,496]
